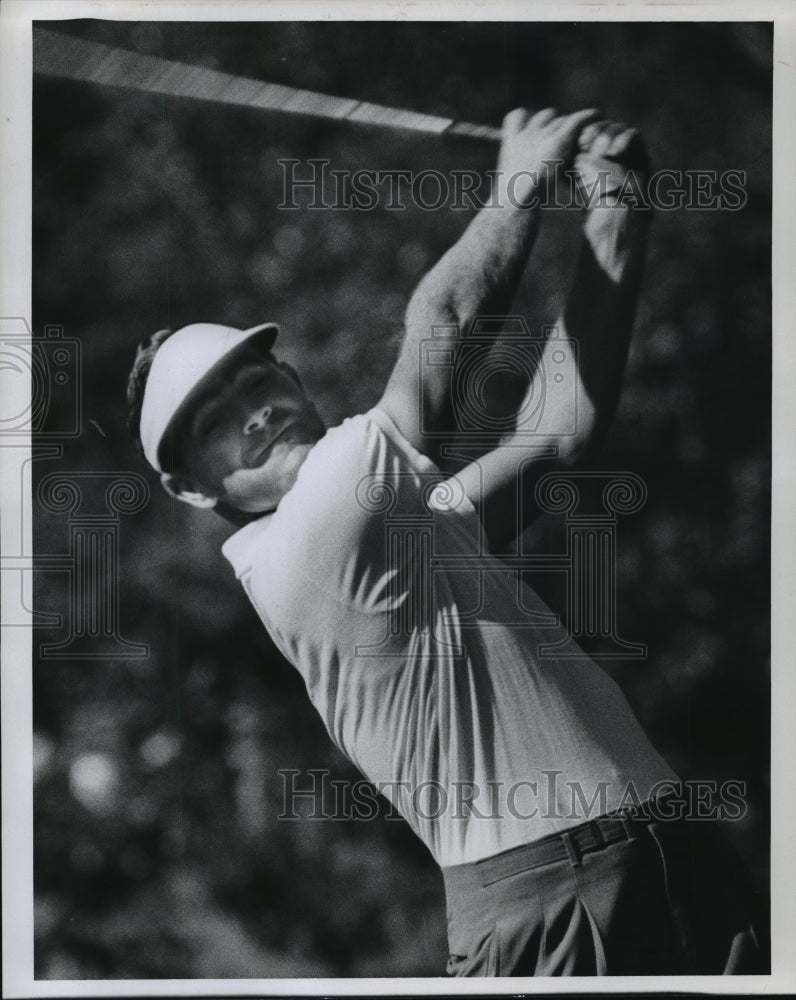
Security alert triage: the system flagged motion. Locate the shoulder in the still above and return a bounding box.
[222,408,480,627]
[311,407,438,473]
[222,408,438,585]
[260,411,445,602]
[287,407,440,522]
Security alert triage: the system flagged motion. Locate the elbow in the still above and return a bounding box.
[552,433,590,469]
[405,270,472,337]
[550,395,598,467]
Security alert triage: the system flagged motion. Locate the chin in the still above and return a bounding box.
[224,442,316,513]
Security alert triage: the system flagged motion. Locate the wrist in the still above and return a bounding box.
[476,190,540,236]
[493,162,545,212]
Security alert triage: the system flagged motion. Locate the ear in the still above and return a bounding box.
[160,473,218,510]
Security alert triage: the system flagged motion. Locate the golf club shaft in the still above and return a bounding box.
[33,28,503,143]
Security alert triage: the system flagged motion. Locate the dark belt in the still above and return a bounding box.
[443,803,667,891]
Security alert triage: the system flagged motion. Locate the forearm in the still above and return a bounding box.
[381,200,541,460]
[379,107,600,460]
[404,200,540,337]
[402,105,601,345]
[468,209,650,551]
[556,204,651,461]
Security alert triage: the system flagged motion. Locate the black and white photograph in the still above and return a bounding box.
[1,1,794,994]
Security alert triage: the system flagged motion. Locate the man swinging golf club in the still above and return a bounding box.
[128,108,765,976]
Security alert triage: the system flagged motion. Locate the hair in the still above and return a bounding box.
[126,327,177,463]
[126,327,280,527]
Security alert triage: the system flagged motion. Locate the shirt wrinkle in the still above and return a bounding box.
[223,407,678,866]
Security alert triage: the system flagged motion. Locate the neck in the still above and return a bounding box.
[214,500,273,527]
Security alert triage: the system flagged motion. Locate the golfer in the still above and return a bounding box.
[127,109,765,975]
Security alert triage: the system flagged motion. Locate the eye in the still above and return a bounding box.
[196,414,223,440]
[237,368,264,390]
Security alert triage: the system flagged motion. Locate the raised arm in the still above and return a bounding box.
[378,107,599,464]
[455,121,653,551]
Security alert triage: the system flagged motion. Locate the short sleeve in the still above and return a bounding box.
[234,408,472,617]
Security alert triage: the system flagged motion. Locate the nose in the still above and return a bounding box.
[244,405,272,435]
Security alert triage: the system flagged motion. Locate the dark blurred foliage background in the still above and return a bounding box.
[31,20,771,979]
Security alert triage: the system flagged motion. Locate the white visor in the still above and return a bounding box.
[139,322,279,473]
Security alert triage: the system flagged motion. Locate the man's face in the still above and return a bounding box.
[170,344,325,513]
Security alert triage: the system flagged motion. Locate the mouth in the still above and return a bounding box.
[246,421,295,469]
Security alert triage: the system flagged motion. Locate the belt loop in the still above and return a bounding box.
[591,818,605,847]
[561,830,581,868]
[620,815,636,842]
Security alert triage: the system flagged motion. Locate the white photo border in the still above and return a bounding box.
[2,0,794,996]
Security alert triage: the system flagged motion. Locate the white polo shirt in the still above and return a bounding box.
[222,407,678,867]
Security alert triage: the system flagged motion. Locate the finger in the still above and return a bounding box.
[561,107,602,134]
[584,122,627,158]
[608,126,640,158]
[578,119,610,151]
[502,107,531,133]
[529,107,557,127]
